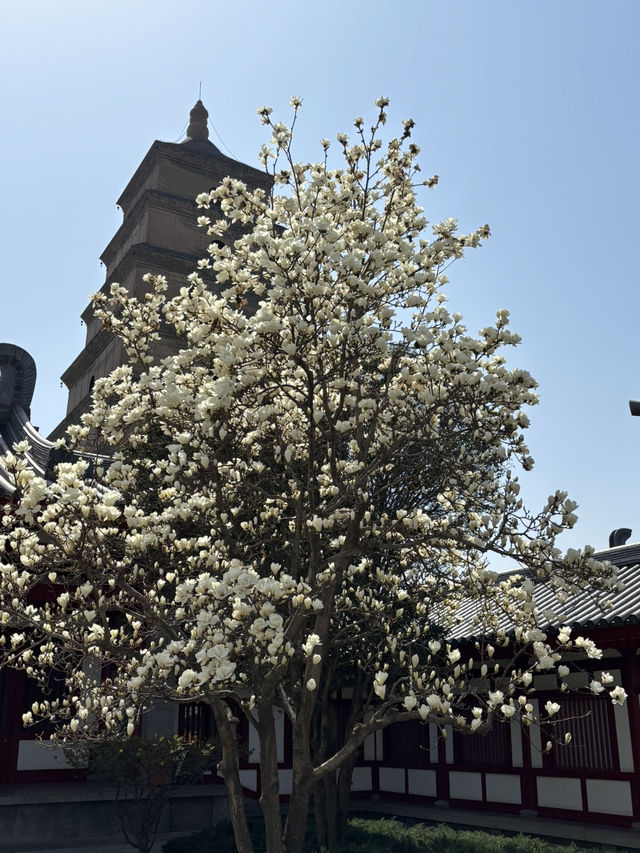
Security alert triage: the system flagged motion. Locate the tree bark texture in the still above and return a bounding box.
[283,724,314,853]
[211,699,255,853]
[257,698,285,853]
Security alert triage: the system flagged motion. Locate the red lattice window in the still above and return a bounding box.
[383,719,431,766]
[180,703,213,742]
[456,720,511,768]
[551,696,615,772]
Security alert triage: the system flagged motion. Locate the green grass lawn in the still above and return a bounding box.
[162,816,621,853]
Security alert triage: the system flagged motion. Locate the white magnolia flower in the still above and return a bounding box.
[488,690,504,707]
[303,634,321,657]
[610,686,627,705]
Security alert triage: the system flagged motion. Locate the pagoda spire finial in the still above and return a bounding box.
[186,99,209,142]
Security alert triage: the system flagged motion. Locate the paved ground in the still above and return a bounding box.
[18,831,186,853]
[17,802,640,852]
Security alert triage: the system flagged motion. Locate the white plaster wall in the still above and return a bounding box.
[376,729,383,760]
[408,768,436,797]
[17,741,74,771]
[444,725,453,764]
[141,700,179,737]
[614,702,634,772]
[239,769,257,790]
[350,767,372,791]
[274,707,285,764]
[599,669,634,773]
[586,779,633,816]
[533,674,557,691]
[247,708,284,763]
[248,723,260,762]
[379,767,406,793]
[449,771,482,801]
[278,768,292,795]
[429,723,438,763]
[363,711,375,761]
[536,776,582,810]
[529,699,543,768]
[563,672,589,689]
[363,733,375,761]
[510,718,523,768]
[485,773,521,804]
[362,722,383,760]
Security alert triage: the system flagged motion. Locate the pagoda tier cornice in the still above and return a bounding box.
[100,188,220,272]
[59,328,113,388]
[80,243,209,325]
[116,139,270,217]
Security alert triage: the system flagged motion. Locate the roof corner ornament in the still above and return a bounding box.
[609,528,632,548]
[186,100,209,142]
[0,344,37,424]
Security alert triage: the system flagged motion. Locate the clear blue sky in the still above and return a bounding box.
[1,1,638,558]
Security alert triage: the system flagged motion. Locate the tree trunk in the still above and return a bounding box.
[283,727,313,853]
[211,699,254,853]
[336,751,357,839]
[312,781,327,849]
[257,698,285,853]
[317,772,339,847]
[284,779,312,853]
[313,744,356,847]
[313,682,363,846]
[311,695,337,848]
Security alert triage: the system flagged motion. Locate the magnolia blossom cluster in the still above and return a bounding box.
[0,99,622,755]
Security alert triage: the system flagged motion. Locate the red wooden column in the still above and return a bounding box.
[519,724,538,814]
[435,731,450,804]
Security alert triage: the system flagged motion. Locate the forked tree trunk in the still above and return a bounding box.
[210,699,254,853]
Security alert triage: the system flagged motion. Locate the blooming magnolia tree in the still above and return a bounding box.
[0,99,622,853]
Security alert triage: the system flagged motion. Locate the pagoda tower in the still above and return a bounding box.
[50,101,270,440]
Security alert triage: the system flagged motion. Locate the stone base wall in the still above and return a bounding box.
[0,784,229,851]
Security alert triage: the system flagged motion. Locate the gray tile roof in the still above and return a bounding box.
[451,546,640,641]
